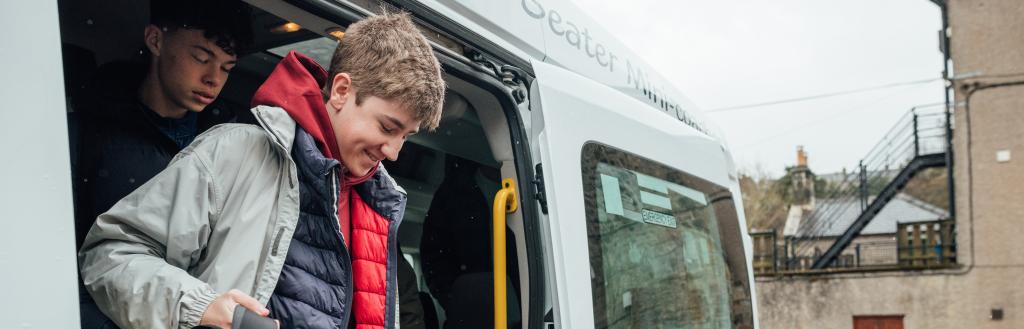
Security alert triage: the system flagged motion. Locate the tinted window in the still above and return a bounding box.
[581,143,754,329]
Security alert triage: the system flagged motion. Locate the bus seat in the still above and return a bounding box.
[443,272,520,329]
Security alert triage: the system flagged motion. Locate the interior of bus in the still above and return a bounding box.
[57,0,528,328]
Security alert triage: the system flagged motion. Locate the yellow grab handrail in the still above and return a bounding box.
[492,178,518,329]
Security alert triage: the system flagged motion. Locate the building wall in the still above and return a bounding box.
[756,267,1021,329]
[754,1,1024,328]
[948,0,1024,273]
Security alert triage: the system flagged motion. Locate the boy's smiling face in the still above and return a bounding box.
[327,72,421,177]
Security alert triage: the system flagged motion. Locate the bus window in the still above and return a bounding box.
[581,142,754,329]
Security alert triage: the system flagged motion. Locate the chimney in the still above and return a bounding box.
[790,145,815,207]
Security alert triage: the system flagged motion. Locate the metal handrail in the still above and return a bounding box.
[492,178,518,329]
[792,106,949,259]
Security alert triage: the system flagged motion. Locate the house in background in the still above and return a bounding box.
[782,192,949,269]
[752,149,951,272]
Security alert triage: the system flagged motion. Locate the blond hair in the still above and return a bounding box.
[326,12,446,130]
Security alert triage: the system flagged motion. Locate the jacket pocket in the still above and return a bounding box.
[271,227,286,256]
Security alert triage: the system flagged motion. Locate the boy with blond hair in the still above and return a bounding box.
[79,12,445,329]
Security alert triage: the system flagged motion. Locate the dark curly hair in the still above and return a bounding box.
[149,0,254,55]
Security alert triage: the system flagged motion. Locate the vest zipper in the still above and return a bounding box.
[330,170,356,327]
[332,170,348,247]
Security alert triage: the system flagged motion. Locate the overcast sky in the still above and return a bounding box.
[568,0,946,177]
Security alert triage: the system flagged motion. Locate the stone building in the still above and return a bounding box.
[753,1,1024,328]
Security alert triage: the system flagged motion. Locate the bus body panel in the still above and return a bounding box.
[530,59,755,328]
[0,1,81,327]
[419,0,549,62]
[419,0,725,143]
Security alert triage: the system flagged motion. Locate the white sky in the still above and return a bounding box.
[568,0,945,177]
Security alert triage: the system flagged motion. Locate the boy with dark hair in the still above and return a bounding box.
[73,1,251,327]
[79,12,446,329]
[73,0,252,248]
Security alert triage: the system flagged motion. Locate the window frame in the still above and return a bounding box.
[580,142,755,328]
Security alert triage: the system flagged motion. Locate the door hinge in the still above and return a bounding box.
[500,65,531,104]
[467,49,530,105]
[532,163,549,214]
[468,49,501,77]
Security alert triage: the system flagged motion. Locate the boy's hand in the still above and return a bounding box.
[199,289,278,328]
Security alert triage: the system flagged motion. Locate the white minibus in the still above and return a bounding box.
[0,0,757,328]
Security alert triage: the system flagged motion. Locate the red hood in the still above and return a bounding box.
[252,51,377,183]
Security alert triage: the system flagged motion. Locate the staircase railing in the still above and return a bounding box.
[784,105,949,269]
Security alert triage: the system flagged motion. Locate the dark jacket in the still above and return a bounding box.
[70,61,234,248]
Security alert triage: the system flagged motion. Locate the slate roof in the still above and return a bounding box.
[786,193,948,238]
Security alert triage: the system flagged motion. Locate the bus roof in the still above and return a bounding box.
[418,0,726,143]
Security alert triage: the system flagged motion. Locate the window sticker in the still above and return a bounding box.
[597,163,644,223]
[600,174,624,216]
[599,163,692,227]
[639,190,672,210]
[641,209,677,228]
[669,184,708,206]
[636,172,668,194]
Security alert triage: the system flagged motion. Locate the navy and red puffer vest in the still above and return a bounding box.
[267,128,405,329]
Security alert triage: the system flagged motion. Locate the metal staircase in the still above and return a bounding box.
[804,106,951,269]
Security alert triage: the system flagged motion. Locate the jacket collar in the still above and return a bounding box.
[252,105,298,154]
[252,104,408,217]
[250,51,341,161]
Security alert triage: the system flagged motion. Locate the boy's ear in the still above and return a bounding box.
[143,25,163,57]
[328,73,353,111]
